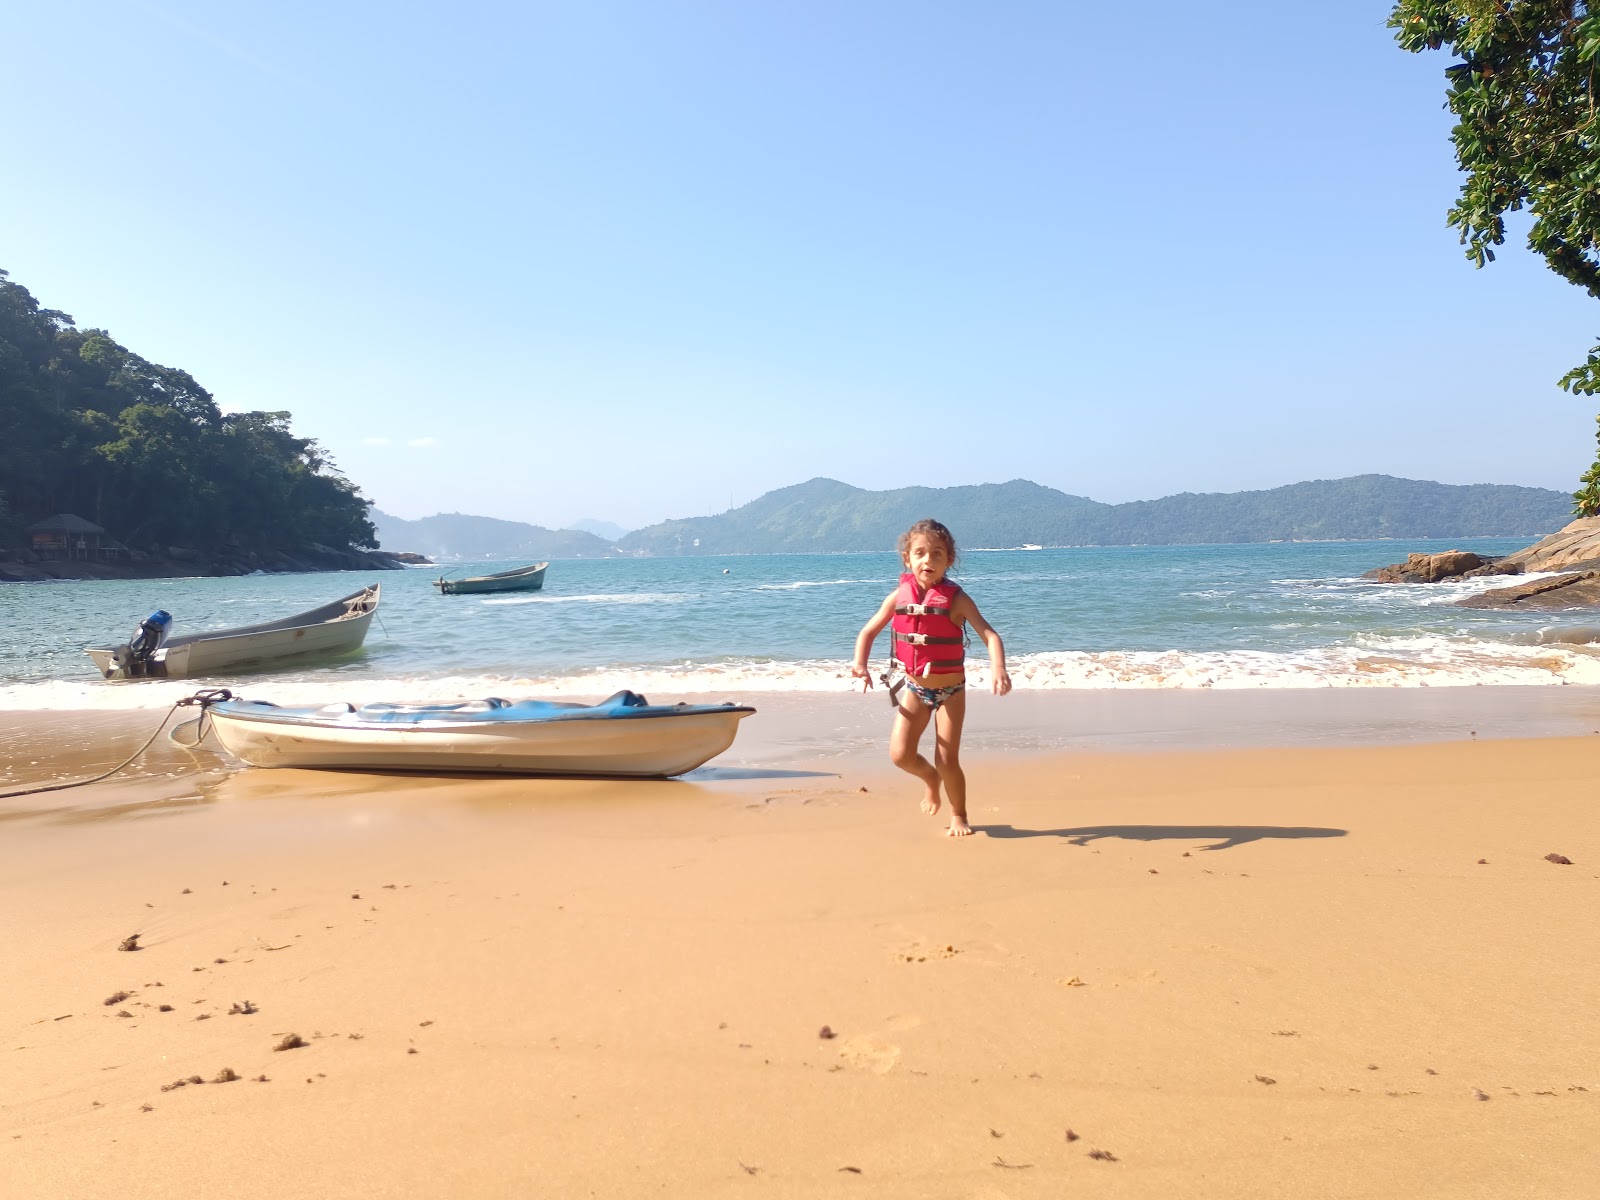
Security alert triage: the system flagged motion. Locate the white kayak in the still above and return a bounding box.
[203,690,755,778]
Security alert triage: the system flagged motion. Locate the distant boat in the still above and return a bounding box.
[86,586,381,680]
[1020,543,1043,551]
[203,690,755,777]
[434,561,548,595]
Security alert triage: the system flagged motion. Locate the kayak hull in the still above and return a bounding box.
[206,692,754,778]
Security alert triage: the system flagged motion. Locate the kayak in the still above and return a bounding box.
[204,690,755,778]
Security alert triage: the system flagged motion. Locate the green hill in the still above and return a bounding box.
[1,268,374,557]
[616,475,1572,555]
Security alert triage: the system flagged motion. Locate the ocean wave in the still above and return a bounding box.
[1269,571,1573,609]
[479,592,698,606]
[752,580,880,591]
[6,636,1600,710]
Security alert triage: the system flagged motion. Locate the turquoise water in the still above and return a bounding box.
[3,538,1599,709]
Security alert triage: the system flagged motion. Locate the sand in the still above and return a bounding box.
[3,692,1599,1199]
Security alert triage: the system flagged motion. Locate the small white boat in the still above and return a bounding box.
[203,690,755,777]
[434,562,547,595]
[86,586,381,680]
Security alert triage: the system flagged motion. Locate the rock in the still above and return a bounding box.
[1364,550,1487,583]
[1455,570,1600,610]
[1465,515,1600,577]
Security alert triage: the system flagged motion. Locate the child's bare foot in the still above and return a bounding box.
[920,785,941,817]
[946,815,973,837]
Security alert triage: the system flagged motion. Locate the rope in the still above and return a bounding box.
[0,689,233,801]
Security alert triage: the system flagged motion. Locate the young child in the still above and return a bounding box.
[851,519,1011,837]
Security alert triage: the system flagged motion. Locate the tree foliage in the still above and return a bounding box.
[0,268,375,552]
[1390,1,1600,514]
[1576,415,1600,514]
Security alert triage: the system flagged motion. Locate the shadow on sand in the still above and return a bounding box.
[975,823,1348,851]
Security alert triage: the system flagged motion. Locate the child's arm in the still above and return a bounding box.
[851,593,897,689]
[954,594,1012,696]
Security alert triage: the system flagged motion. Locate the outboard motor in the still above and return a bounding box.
[112,610,171,678]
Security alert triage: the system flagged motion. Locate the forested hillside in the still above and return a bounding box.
[615,475,1572,555]
[0,269,374,554]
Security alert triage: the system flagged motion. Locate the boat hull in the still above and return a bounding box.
[206,695,753,778]
[86,586,380,680]
[435,562,547,595]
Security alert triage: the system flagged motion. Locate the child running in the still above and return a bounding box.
[851,519,1011,836]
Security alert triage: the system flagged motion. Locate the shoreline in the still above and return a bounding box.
[7,684,1599,786]
[4,696,1599,1197]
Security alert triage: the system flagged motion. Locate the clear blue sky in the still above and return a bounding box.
[3,2,1595,530]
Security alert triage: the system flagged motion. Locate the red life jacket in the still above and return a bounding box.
[891,573,965,677]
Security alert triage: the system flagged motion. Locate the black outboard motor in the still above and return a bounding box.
[114,610,171,678]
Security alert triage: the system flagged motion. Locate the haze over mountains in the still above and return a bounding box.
[373,475,1575,560]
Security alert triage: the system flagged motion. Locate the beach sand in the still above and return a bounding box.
[3,692,1599,1198]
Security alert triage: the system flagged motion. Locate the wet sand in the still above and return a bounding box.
[3,691,1599,1198]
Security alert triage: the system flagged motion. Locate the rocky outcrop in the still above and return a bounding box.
[1364,516,1600,594]
[1462,515,1600,577]
[1455,570,1600,610]
[1364,550,1489,583]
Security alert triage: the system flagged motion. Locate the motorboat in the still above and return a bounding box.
[202,690,755,777]
[434,562,547,595]
[86,585,381,680]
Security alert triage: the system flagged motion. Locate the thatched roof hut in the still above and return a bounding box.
[25,513,109,559]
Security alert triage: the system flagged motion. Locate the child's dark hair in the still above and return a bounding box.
[897,519,958,570]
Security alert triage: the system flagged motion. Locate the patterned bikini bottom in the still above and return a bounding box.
[903,680,966,711]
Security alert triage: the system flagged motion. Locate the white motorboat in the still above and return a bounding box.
[202,690,755,777]
[86,586,381,680]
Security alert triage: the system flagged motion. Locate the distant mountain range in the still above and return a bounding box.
[375,475,1575,559]
[371,511,619,560]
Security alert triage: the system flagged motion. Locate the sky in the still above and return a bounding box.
[2,2,1597,531]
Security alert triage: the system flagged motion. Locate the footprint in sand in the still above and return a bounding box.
[837,1035,901,1074]
[893,941,961,964]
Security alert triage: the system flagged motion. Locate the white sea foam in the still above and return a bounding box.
[6,636,1599,711]
[752,579,879,591]
[479,592,698,606]
[1275,571,1573,609]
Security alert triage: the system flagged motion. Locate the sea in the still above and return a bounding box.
[3,537,1600,713]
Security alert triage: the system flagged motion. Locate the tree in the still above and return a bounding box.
[1577,415,1600,514]
[1,267,377,557]
[1390,1,1600,515]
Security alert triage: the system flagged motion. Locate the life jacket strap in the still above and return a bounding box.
[894,631,964,647]
[895,602,952,617]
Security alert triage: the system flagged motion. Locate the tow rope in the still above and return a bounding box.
[0,689,235,801]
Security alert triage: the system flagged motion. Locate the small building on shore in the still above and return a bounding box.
[25,514,119,561]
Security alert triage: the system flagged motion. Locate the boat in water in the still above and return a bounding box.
[203,690,755,777]
[434,562,547,595]
[86,585,381,680]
